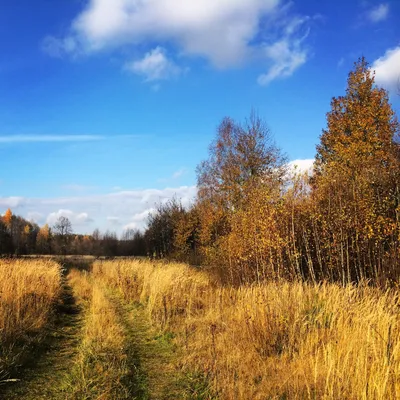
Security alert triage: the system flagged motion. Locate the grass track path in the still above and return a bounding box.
[0,280,84,400]
[105,289,186,400]
[1,269,201,399]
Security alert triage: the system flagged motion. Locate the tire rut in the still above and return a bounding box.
[106,291,184,400]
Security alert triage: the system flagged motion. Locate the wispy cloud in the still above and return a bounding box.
[367,3,389,23]
[158,167,188,183]
[0,134,103,143]
[0,134,146,144]
[172,168,188,179]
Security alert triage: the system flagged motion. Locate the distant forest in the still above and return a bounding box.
[1,58,400,285]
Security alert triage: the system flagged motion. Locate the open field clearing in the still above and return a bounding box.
[1,257,400,399]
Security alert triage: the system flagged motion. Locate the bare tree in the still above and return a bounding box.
[53,216,73,237]
[53,216,73,255]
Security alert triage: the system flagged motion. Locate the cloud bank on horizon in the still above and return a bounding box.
[0,160,314,235]
[0,186,197,235]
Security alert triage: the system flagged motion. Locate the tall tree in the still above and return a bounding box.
[313,57,400,283]
[195,112,287,282]
[197,112,287,210]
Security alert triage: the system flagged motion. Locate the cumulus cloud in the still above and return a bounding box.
[43,0,313,84]
[0,186,196,235]
[367,3,389,23]
[125,47,182,81]
[46,209,93,227]
[372,46,400,91]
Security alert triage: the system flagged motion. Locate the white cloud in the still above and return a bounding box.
[367,3,389,23]
[372,46,400,91]
[132,208,156,222]
[44,0,313,84]
[288,159,314,174]
[258,36,308,85]
[26,212,44,224]
[46,209,93,227]
[0,135,102,143]
[0,197,25,208]
[0,186,196,235]
[125,47,182,81]
[123,222,138,231]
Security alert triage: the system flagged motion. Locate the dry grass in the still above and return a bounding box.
[93,259,400,400]
[65,269,137,399]
[0,258,61,380]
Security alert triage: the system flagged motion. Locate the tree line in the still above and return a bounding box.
[0,211,146,257]
[144,58,400,285]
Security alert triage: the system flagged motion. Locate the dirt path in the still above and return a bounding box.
[106,291,185,400]
[0,280,83,400]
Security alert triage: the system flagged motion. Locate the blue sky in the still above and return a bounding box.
[0,0,399,234]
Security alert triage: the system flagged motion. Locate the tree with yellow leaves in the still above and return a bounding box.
[36,224,52,254]
[3,208,13,231]
[313,57,400,283]
[196,112,287,283]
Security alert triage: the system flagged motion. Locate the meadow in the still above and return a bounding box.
[0,257,399,399]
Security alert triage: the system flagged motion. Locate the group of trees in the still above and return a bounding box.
[0,211,146,257]
[1,58,398,284]
[145,58,400,285]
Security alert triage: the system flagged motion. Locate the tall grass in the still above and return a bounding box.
[93,259,400,399]
[66,269,137,399]
[0,258,61,379]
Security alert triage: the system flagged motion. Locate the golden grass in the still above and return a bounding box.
[0,258,61,379]
[66,269,134,399]
[93,259,400,400]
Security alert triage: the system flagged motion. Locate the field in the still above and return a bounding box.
[0,258,399,399]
